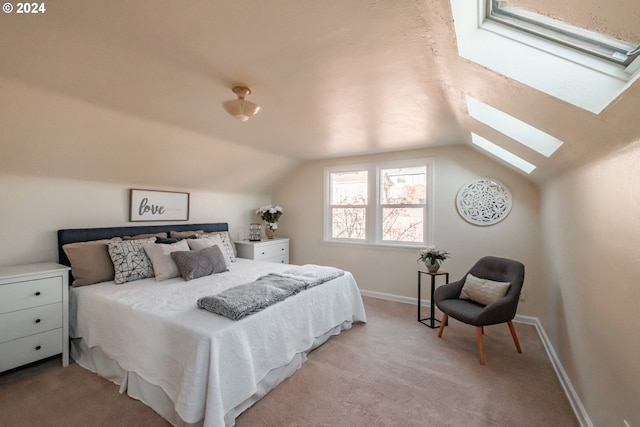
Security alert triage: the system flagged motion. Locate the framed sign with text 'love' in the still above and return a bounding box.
[129,189,189,222]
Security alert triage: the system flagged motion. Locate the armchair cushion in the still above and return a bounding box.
[436,298,485,324]
[460,273,511,306]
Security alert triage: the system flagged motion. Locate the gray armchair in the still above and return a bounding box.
[433,256,525,365]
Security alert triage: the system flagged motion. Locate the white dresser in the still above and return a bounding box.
[234,238,290,264]
[0,262,70,372]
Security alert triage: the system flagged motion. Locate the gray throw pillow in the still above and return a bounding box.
[199,231,237,261]
[187,234,233,265]
[171,245,228,281]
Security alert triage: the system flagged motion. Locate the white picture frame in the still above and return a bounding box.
[129,189,190,222]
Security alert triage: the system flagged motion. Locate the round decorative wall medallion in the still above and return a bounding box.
[456,178,512,226]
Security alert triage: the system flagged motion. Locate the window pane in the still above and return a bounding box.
[331,171,368,205]
[332,208,366,239]
[380,166,426,204]
[488,0,640,66]
[382,207,424,242]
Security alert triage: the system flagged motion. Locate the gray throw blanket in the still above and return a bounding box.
[197,265,344,320]
[269,264,345,288]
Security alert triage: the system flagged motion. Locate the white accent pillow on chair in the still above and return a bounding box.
[460,273,511,305]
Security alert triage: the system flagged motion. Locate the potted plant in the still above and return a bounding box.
[417,248,450,273]
[255,205,283,239]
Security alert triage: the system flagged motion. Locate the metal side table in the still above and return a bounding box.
[418,270,449,328]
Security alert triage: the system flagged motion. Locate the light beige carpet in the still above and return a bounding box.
[0,297,578,426]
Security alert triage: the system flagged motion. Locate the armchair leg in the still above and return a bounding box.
[507,321,522,353]
[476,326,485,365]
[437,314,448,338]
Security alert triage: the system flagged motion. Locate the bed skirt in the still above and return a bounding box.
[70,320,353,426]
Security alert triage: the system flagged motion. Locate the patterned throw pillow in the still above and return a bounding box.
[108,238,156,284]
[460,273,511,306]
[197,232,236,262]
[171,245,228,281]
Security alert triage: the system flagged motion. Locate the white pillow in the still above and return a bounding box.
[187,234,232,265]
[143,240,190,281]
[460,273,511,306]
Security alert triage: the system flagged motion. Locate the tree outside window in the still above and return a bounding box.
[329,170,367,240]
[326,160,430,245]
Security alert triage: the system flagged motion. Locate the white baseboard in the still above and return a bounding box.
[514,314,593,427]
[360,289,426,306]
[359,289,593,427]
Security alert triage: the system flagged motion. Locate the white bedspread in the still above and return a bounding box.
[69,259,367,426]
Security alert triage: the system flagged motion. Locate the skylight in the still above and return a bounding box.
[487,1,640,67]
[449,0,640,113]
[471,133,536,174]
[466,95,563,157]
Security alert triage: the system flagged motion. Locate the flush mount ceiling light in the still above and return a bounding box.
[222,85,261,122]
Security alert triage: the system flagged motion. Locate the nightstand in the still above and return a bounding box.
[234,238,290,264]
[0,262,70,372]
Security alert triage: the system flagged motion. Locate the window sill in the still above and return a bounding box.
[322,239,426,251]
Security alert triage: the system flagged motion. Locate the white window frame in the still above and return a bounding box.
[450,0,640,114]
[324,158,433,247]
[486,0,640,67]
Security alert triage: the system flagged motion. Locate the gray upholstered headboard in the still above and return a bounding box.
[57,223,229,267]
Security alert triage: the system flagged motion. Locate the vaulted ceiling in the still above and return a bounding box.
[1,0,639,191]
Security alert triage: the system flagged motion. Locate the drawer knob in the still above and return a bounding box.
[35,318,41,323]
[261,252,265,255]
[35,345,41,351]
[35,291,41,296]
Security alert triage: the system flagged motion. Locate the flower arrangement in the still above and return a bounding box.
[255,204,283,230]
[417,248,450,272]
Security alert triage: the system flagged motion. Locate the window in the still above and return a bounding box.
[450,0,640,113]
[328,170,368,240]
[471,133,536,174]
[325,159,431,246]
[466,95,562,158]
[487,1,640,66]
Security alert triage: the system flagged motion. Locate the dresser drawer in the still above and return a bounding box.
[0,303,63,343]
[235,238,290,264]
[0,277,62,314]
[0,328,63,372]
[266,254,289,264]
[254,242,289,260]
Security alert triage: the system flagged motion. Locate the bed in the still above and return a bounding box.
[58,223,367,427]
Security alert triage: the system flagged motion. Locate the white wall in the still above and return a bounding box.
[0,174,270,267]
[541,142,640,427]
[0,77,297,195]
[0,78,284,268]
[273,145,542,317]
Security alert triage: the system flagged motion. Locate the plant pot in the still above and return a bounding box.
[265,227,276,239]
[425,261,440,273]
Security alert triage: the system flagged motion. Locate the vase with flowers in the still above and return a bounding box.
[417,248,451,273]
[255,204,283,239]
